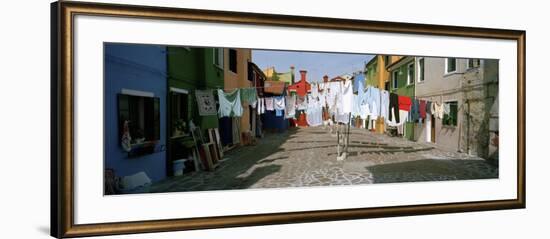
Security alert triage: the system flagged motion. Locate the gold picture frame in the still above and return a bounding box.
[51,1,526,238]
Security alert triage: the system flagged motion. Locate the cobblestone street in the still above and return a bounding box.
[149,127,498,193]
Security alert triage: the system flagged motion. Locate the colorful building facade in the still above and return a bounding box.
[415,57,499,160]
[223,48,252,145]
[104,43,168,184]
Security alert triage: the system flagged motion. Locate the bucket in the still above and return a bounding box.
[173,159,186,176]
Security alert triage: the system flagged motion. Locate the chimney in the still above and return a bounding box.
[290,66,296,84]
[299,70,307,82]
[323,75,329,83]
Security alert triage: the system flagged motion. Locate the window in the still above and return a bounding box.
[407,63,414,85]
[213,48,223,68]
[229,49,237,73]
[118,94,160,145]
[467,58,481,69]
[442,101,458,126]
[418,58,425,82]
[392,70,399,89]
[446,58,457,74]
[384,55,391,67]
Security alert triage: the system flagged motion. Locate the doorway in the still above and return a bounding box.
[167,89,190,176]
[430,114,436,143]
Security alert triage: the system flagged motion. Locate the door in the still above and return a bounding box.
[167,90,189,176]
[430,114,436,143]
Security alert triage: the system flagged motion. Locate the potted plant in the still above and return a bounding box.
[173,119,187,137]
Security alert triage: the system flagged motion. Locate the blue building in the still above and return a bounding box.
[104,43,167,185]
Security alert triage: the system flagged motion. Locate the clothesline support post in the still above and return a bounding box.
[346,112,351,154]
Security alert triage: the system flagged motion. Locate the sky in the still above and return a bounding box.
[252,50,374,83]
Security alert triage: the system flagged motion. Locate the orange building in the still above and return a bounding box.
[223,48,252,145]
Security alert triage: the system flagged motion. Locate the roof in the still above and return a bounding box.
[365,56,378,67]
[263,80,286,95]
[386,56,414,71]
[330,76,347,82]
[249,62,267,79]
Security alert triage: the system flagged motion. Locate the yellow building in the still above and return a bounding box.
[263,66,295,84]
[365,55,403,90]
[365,55,403,132]
[223,48,252,145]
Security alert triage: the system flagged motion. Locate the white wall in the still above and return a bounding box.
[0,0,547,238]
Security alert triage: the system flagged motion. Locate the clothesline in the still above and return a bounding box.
[215,85,265,91]
[194,80,454,125]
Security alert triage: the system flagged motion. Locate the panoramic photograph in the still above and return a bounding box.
[103,43,499,195]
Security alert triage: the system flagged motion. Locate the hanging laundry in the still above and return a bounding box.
[195,90,217,116]
[419,100,427,119]
[285,95,296,119]
[342,80,354,114]
[426,101,432,115]
[360,103,371,120]
[311,83,319,98]
[380,90,390,120]
[365,86,380,118]
[352,94,362,118]
[265,97,274,111]
[386,109,409,127]
[306,95,323,127]
[431,102,444,119]
[257,97,265,114]
[437,102,445,119]
[336,112,350,124]
[398,95,412,111]
[240,88,258,108]
[319,90,326,108]
[274,96,285,111]
[353,74,366,94]
[410,99,420,121]
[389,92,400,123]
[431,101,437,118]
[217,89,243,118]
[275,109,283,117]
[296,95,308,110]
[328,81,341,114]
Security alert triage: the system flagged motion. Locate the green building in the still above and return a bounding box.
[387,56,416,97]
[365,59,378,87]
[165,47,225,176]
[386,56,416,140]
[167,47,224,130]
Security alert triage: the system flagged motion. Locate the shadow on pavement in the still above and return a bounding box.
[146,128,298,193]
[327,147,435,156]
[366,159,499,184]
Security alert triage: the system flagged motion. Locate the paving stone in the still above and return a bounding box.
[147,127,498,193]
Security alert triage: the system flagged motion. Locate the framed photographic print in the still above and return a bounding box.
[51,1,526,238]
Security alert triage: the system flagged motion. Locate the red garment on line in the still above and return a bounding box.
[398,95,412,111]
[419,100,426,119]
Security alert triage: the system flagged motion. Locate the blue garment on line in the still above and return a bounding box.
[353,74,366,94]
[365,86,381,116]
[275,109,283,117]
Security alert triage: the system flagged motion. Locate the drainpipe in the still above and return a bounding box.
[466,99,470,155]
